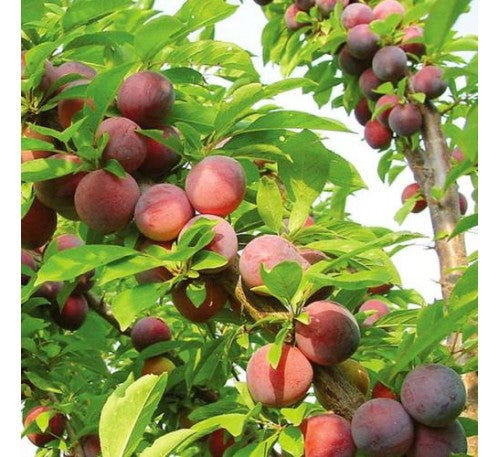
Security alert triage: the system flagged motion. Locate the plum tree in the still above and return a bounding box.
[388,104,423,136]
[131,317,172,351]
[351,398,414,457]
[347,24,379,59]
[139,126,180,178]
[172,278,227,322]
[301,413,356,457]
[408,420,467,457]
[21,250,37,285]
[74,170,140,234]
[364,120,392,149]
[21,198,57,249]
[207,429,235,457]
[246,343,313,407]
[179,215,238,270]
[411,66,448,99]
[185,155,246,216]
[401,182,427,213]
[400,25,425,57]
[57,79,93,129]
[239,234,310,291]
[341,3,373,29]
[33,154,86,219]
[52,61,96,92]
[354,98,372,126]
[337,359,370,395]
[359,68,383,100]
[117,71,175,128]
[371,382,398,400]
[372,0,405,21]
[295,300,360,365]
[316,0,348,18]
[52,295,89,330]
[374,94,400,126]
[372,46,408,82]
[359,299,390,326]
[141,356,175,376]
[96,117,148,173]
[134,183,194,241]
[338,45,371,76]
[401,363,466,427]
[24,405,66,447]
[135,239,173,284]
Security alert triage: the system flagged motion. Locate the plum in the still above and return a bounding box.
[459,193,468,215]
[368,283,393,295]
[80,434,101,457]
[337,359,370,395]
[388,103,422,136]
[295,300,360,365]
[372,46,408,82]
[285,4,307,31]
[52,294,88,330]
[246,343,313,407]
[139,126,180,177]
[185,155,246,217]
[374,94,400,126]
[401,182,427,213]
[117,71,175,128]
[338,45,371,75]
[52,61,96,93]
[372,381,398,400]
[24,405,66,447]
[134,183,194,241]
[451,147,465,162]
[74,169,140,234]
[57,79,93,129]
[22,198,57,249]
[411,66,448,99]
[364,120,392,149]
[141,356,175,376]
[316,0,349,18]
[295,0,315,11]
[135,239,173,284]
[341,3,373,29]
[400,363,466,427]
[400,25,425,57]
[97,117,148,173]
[372,0,405,22]
[22,250,37,285]
[354,98,372,126]
[131,317,172,351]
[351,398,414,457]
[359,68,384,101]
[208,429,235,457]
[359,299,390,326]
[21,125,54,163]
[347,24,379,59]
[408,420,467,457]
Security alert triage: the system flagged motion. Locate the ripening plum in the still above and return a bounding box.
[24,405,66,447]
[285,4,307,31]
[246,343,313,407]
[179,215,238,270]
[372,0,405,22]
[301,413,356,457]
[21,125,54,163]
[74,170,140,234]
[372,381,398,400]
[97,117,148,173]
[411,66,448,99]
[52,294,88,330]
[401,182,427,213]
[295,300,360,365]
[139,126,180,178]
[316,0,349,18]
[21,250,37,285]
[57,79,93,129]
[135,239,173,284]
[388,104,422,137]
[401,363,466,427]
[295,0,315,11]
[185,155,246,217]
[374,94,400,126]
[21,198,57,249]
[208,429,235,457]
[131,317,172,352]
[34,154,86,218]
[172,278,227,322]
[408,421,467,457]
[347,24,379,59]
[80,434,101,457]
[368,283,392,295]
[337,359,370,395]
[34,281,63,301]
[134,183,194,241]
[299,248,328,265]
[341,3,373,29]
[459,193,468,215]
[117,71,175,128]
[239,235,310,291]
[338,45,371,76]
[359,299,390,327]
[400,25,425,57]
[354,98,372,126]
[52,61,96,92]
[141,356,175,376]
[359,68,383,101]
[364,120,392,149]
[351,398,414,457]
[451,147,465,162]
[372,46,408,82]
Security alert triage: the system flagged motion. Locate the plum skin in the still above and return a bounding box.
[373,0,405,22]
[401,25,425,57]
[375,94,400,126]
[285,4,307,31]
[388,104,423,137]
[24,405,66,447]
[407,420,467,457]
[364,120,392,149]
[185,155,246,217]
[347,24,379,60]
[411,66,448,99]
[301,413,356,457]
[22,198,57,249]
[351,398,414,457]
[400,363,467,427]
[354,98,372,126]
[246,343,313,407]
[52,295,89,330]
[141,357,175,376]
[139,126,180,178]
[341,3,374,29]
[134,183,194,241]
[359,68,383,101]
[22,250,37,285]
[57,79,93,129]
[21,125,54,163]
[338,45,371,76]
[371,381,398,400]
[208,429,235,457]
[359,299,390,326]
[295,300,360,365]
[75,170,140,234]
[401,182,427,213]
[372,46,408,82]
[135,239,173,284]
[131,317,172,351]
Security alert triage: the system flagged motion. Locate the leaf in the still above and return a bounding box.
[308,268,392,290]
[100,374,169,457]
[424,0,471,52]
[267,323,292,370]
[448,214,477,239]
[256,176,284,232]
[280,403,308,426]
[139,429,198,457]
[459,103,478,163]
[21,158,80,183]
[278,426,304,457]
[261,262,303,302]
[63,0,131,31]
[134,16,184,60]
[457,417,478,437]
[191,413,247,436]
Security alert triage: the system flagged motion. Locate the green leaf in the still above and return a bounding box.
[278,426,304,457]
[21,158,80,183]
[268,323,293,370]
[22,0,45,25]
[21,138,55,152]
[63,0,131,31]
[308,268,392,290]
[134,16,184,60]
[191,250,228,271]
[424,0,471,52]
[100,374,169,457]
[280,403,308,426]
[448,214,477,239]
[459,103,478,163]
[256,176,284,232]
[261,262,303,302]
[139,429,198,457]
[457,417,478,437]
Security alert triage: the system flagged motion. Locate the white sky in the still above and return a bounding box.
[18,1,478,455]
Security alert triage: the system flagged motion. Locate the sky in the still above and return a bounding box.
[19,1,478,455]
